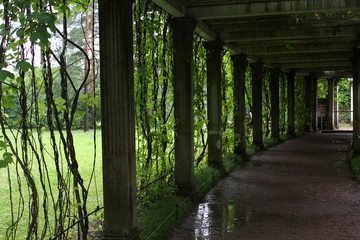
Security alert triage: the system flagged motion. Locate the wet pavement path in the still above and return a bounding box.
[169,133,360,240]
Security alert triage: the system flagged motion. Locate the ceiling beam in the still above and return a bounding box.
[280,60,351,69]
[263,52,352,64]
[221,26,360,42]
[240,43,357,55]
[186,0,360,20]
[235,37,354,48]
[282,66,353,73]
[152,0,218,40]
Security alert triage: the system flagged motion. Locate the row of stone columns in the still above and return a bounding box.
[98,4,310,237]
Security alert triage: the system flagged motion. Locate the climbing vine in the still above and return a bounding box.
[295,74,306,132]
[0,0,99,238]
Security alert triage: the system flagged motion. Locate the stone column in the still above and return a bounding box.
[231,54,248,158]
[286,72,296,137]
[351,84,354,124]
[170,17,197,195]
[327,78,334,130]
[99,0,138,238]
[270,68,280,143]
[352,50,360,154]
[251,62,264,150]
[310,77,318,131]
[304,76,311,132]
[334,79,339,129]
[204,40,223,168]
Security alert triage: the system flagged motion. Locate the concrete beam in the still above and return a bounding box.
[209,20,360,33]
[281,60,351,70]
[242,43,356,56]
[152,0,217,40]
[288,67,353,73]
[264,52,351,64]
[233,37,354,48]
[186,0,360,19]
[221,26,360,42]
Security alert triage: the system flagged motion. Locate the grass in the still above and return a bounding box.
[0,130,103,239]
[139,196,193,240]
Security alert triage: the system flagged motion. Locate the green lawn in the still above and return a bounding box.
[0,130,103,239]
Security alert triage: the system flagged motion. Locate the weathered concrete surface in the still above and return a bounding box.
[169,133,360,240]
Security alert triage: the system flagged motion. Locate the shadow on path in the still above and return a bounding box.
[169,133,360,240]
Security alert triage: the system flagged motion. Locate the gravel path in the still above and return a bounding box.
[169,133,360,240]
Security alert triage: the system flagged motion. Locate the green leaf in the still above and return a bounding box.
[0,160,7,168]
[55,98,67,112]
[15,0,31,8]
[16,76,23,84]
[37,12,55,24]
[29,30,51,45]
[0,28,9,37]
[75,110,85,118]
[16,28,25,38]
[0,70,15,82]
[3,152,13,164]
[2,101,15,108]
[16,61,33,72]
[0,140,7,148]
[75,4,85,12]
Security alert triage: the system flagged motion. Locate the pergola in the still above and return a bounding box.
[98,0,360,238]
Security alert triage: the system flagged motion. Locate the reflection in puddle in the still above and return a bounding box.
[194,203,253,239]
[194,203,211,239]
[222,204,236,232]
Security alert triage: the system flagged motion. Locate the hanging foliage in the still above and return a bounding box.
[279,72,288,134]
[133,0,175,207]
[0,0,100,239]
[221,51,234,153]
[193,35,208,167]
[262,69,271,138]
[295,74,306,132]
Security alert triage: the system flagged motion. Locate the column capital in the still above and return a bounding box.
[169,17,197,32]
[231,54,247,67]
[203,39,224,51]
[250,61,263,71]
[269,67,281,75]
[286,72,296,80]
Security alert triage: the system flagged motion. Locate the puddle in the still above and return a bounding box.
[194,203,253,239]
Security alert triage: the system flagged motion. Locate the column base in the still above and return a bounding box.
[234,151,248,162]
[176,186,195,198]
[102,233,139,240]
[352,138,360,156]
[254,143,265,153]
[208,161,225,170]
[271,136,281,145]
[287,131,296,138]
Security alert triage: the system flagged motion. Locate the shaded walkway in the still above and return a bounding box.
[169,133,360,240]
